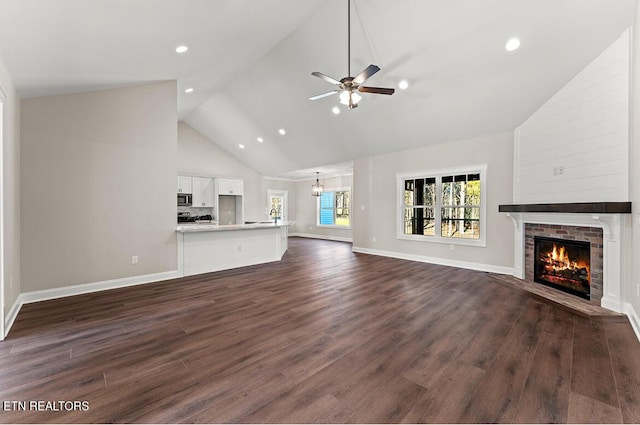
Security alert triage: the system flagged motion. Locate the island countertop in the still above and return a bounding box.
[177,220,293,276]
[176,220,295,233]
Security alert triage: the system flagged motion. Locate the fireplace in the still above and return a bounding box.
[499,202,631,312]
[523,223,603,305]
[534,236,590,299]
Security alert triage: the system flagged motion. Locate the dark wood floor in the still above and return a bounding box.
[1,237,639,424]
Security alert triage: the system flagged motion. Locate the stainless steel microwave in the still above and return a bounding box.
[177,193,192,206]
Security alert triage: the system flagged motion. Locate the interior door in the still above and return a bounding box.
[267,190,288,222]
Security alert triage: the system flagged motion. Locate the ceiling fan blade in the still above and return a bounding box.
[353,64,380,85]
[311,71,342,86]
[309,90,339,101]
[359,86,395,95]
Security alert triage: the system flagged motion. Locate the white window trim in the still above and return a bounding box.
[317,186,352,229]
[396,164,487,247]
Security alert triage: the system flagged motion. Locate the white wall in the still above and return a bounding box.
[629,8,640,331]
[353,132,514,272]
[0,55,20,335]
[21,82,177,292]
[514,29,631,203]
[292,175,353,241]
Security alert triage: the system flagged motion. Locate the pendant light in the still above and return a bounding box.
[311,172,324,197]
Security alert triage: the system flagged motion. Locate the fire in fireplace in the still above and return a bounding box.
[533,236,590,299]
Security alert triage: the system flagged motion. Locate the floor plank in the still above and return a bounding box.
[401,361,486,423]
[567,392,624,424]
[512,308,574,423]
[572,318,620,408]
[606,322,640,424]
[457,298,549,423]
[0,237,638,424]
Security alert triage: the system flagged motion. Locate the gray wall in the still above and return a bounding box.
[21,82,177,292]
[0,54,21,331]
[293,175,353,241]
[353,132,515,271]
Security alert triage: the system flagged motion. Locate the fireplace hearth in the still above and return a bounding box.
[534,236,590,299]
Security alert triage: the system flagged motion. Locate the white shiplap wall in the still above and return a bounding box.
[514,29,631,203]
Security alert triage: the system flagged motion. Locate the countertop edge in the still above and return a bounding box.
[176,221,295,233]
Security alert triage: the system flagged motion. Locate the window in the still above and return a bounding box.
[318,189,351,227]
[398,165,486,246]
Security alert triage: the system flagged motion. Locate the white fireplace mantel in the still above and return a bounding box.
[505,212,625,313]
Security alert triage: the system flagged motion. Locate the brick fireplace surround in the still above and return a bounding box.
[499,202,631,314]
[524,223,603,304]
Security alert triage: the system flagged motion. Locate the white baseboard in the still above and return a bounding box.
[624,302,640,343]
[4,296,23,339]
[351,245,515,275]
[601,297,624,314]
[3,270,179,338]
[289,233,353,243]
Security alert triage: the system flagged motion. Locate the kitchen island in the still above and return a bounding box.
[176,221,294,277]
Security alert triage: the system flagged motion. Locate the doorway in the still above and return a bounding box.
[267,190,288,223]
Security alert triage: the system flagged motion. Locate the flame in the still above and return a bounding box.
[541,243,589,279]
[550,244,570,268]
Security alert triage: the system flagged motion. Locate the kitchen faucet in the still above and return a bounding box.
[270,208,279,225]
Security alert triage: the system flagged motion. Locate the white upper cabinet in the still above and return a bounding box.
[192,177,215,207]
[177,176,192,194]
[218,178,244,196]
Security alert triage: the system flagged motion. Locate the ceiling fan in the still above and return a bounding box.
[309,0,394,109]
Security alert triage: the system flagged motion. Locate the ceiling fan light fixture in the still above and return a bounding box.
[505,38,521,51]
[339,90,361,107]
[309,0,394,107]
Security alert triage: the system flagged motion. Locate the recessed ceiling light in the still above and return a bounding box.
[238,144,245,149]
[257,137,264,143]
[184,87,194,94]
[278,128,286,135]
[332,106,340,115]
[505,38,520,52]
[398,80,409,90]
[175,45,189,53]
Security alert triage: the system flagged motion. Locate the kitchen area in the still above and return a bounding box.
[176,175,292,277]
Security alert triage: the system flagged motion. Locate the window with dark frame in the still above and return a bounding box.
[402,173,481,240]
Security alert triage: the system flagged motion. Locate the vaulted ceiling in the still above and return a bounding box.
[0,0,636,178]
